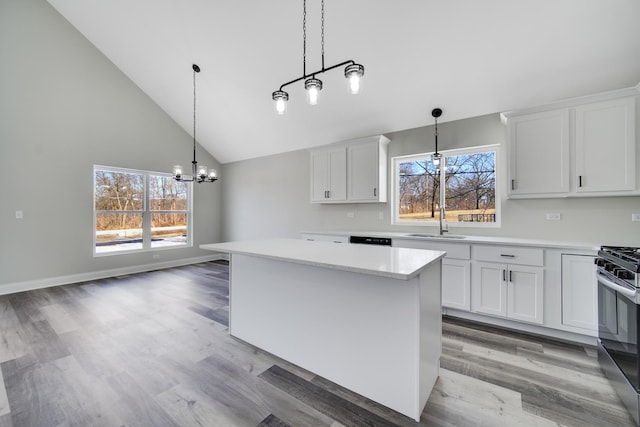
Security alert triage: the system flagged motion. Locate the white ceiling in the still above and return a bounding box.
[47,0,640,164]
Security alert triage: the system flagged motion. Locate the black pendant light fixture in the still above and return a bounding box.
[173,64,218,183]
[272,0,365,114]
[431,108,443,168]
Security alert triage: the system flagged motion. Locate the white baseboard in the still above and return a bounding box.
[0,254,225,296]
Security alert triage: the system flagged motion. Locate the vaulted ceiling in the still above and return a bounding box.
[48,0,640,164]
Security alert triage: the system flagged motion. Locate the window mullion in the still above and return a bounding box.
[143,173,151,250]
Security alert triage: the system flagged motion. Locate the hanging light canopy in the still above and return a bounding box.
[431,108,443,168]
[173,64,218,183]
[271,0,365,114]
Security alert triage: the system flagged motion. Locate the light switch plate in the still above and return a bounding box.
[632,213,640,222]
[347,212,355,218]
[546,212,561,221]
[15,210,23,219]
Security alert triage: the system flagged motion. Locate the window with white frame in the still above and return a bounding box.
[393,145,498,226]
[94,166,191,255]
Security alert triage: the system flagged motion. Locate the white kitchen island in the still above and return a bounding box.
[200,238,445,421]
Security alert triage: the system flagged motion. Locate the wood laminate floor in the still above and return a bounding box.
[0,261,634,426]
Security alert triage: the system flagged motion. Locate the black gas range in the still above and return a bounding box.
[597,245,640,426]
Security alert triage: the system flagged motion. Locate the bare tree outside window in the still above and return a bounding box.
[396,148,496,225]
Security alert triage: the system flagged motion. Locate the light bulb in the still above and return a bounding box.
[198,165,207,178]
[173,165,183,178]
[272,90,289,115]
[304,78,322,106]
[349,74,361,94]
[344,63,364,95]
[208,169,217,180]
[307,87,319,105]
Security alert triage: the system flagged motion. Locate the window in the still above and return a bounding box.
[393,145,498,227]
[94,166,191,255]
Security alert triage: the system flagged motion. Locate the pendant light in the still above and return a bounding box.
[173,64,218,183]
[431,108,443,168]
[272,0,365,113]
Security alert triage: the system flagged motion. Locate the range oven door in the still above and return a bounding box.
[598,272,640,391]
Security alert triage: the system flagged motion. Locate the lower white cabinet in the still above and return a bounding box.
[471,262,543,324]
[561,254,597,331]
[442,259,471,311]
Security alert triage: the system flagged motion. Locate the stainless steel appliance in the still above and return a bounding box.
[349,236,392,246]
[597,246,640,426]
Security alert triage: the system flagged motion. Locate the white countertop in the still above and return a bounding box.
[200,238,445,281]
[302,230,599,251]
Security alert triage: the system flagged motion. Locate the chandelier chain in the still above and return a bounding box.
[321,0,325,69]
[303,0,306,76]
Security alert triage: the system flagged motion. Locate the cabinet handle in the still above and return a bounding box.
[373,188,377,197]
[327,190,330,198]
[511,179,515,190]
[579,175,583,187]
[509,270,513,282]
[500,254,515,258]
[502,270,506,281]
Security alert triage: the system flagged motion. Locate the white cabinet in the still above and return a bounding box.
[504,91,638,199]
[310,147,346,202]
[301,233,349,244]
[561,254,597,331]
[575,97,636,193]
[310,135,389,204]
[507,109,570,197]
[347,137,389,202]
[392,238,471,310]
[471,245,544,324]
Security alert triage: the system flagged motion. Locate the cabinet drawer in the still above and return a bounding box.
[472,245,543,266]
[301,233,349,244]
[392,238,470,260]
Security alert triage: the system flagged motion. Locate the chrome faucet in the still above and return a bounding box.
[439,206,448,235]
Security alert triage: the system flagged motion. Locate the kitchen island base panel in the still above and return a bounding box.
[229,254,441,421]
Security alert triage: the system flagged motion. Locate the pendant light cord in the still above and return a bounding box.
[192,65,198,165]
[321,0,325,70]
[303,0,306,77]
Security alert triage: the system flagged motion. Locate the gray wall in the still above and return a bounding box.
[222,113,640,246]
[0,0,222,286]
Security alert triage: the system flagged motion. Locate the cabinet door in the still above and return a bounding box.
[508,109,570,197]
[471,262,507,317]
[561,254,597,331]
[310,150,330,202]
[348,142,380,202]
[507,265,543,324]
[327,148,347,201]
[575,97,636,193]
[310,147,346,202]
[442,259,471,311]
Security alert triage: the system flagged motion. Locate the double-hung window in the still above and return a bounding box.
[392,145,499,227]
[94,166,192,255]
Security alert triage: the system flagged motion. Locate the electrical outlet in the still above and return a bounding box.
[632,213,640,222]
[347,212,355,218]
[378,211,384,220]
[546,212,561,221]
[152,254,160,259]
[15,210,23,219]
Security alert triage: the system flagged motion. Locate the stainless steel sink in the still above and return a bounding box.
[407,233,466,239]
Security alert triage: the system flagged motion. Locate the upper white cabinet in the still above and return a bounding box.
[310,135,389,204]
[348,137,389,202]
[504,88,638,198]
[575,97,636,193]
[310,146,347,202]
[507,109,570,197]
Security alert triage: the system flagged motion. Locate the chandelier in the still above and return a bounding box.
[173,64,218,183]
[272,0,365,114]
